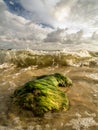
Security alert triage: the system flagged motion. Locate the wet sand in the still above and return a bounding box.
[0,66,98,130]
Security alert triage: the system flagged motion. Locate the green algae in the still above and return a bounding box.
[12,73,72,116]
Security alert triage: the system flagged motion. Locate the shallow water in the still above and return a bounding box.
[0,66,98,130]
[0,64,98,130]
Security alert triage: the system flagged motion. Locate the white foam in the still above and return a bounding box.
[0,63,9,69]
[65,117,98,130]
[62,49,91,58]
[86,73,98,80]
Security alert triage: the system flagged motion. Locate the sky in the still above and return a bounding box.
[3,0,98,29]
[0,0,98,50]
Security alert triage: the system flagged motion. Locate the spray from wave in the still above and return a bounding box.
[0,49,98,68]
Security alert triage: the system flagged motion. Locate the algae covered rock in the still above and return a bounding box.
[12,73,72,116]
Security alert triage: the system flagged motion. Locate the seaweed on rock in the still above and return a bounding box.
[12,73,72,116]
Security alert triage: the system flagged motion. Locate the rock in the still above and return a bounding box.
[12,73,72,116]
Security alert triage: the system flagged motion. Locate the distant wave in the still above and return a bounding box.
[0,49,98,68]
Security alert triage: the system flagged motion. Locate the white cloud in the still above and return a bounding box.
[1,0,98,33]
[54,0,78,21]
[0,0,51,47]
[44,28,65,42]
[19,0,98,30]
[44,28,84,43]
[0,0,98,51]
[20,0,58,27]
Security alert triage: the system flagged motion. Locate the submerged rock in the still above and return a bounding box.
[12,73,72,116]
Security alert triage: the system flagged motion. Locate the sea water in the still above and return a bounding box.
[0,49,98,130]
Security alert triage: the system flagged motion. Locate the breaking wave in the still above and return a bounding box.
[0,49,98,68]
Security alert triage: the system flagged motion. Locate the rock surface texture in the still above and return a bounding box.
[12,73,72,116]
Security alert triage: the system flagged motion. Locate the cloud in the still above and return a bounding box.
[69,0,98,22]
[55,0,98,29]
[1,0,98,34]
[0,0,98,50]
[44,28,65,42]
[44,28,84,43]
[0,0,51,48]
[54,0,78,21]
[20,0,58,27]
[19,0,98,30]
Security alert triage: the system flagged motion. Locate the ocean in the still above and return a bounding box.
[0,48,98,130]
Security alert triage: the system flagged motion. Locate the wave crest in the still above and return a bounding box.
[0,49,98,68]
